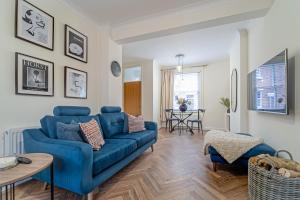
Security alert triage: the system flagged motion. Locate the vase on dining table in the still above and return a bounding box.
[179,103,187,112]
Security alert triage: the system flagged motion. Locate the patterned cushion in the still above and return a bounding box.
[80,119,105,150]
[127,114,145,133]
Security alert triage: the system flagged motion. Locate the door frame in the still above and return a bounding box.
[122,65,143,113]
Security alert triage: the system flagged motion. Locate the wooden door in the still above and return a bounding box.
[124,81,142,116]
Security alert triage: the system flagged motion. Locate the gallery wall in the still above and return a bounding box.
[0,0,122,133]
[247,0,300,161]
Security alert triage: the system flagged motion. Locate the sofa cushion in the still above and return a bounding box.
[56,121,83,142]
[92,139,137,176]
[98,112,125,138]
[80,119,105,150]
[41,115,100,139]
[111,130,156,148]
[127,114,146,133]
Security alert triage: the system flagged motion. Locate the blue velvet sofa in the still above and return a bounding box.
[207,133,275,171]
[23,106,157,198]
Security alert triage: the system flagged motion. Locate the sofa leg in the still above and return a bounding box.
[151,145,154,152]
[213,163,217,172]
[43,182,49,190]
[87,191,93,200]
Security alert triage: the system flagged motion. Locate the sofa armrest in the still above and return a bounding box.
[23,128,93,195]
[144,121,157,131]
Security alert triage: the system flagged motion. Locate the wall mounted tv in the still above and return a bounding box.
[248,49,288,115]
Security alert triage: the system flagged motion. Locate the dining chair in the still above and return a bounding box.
[187,109,205,135]
[164,109,180,133]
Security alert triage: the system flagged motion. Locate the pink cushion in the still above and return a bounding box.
[80,119,105,150]
[127,114,145,133]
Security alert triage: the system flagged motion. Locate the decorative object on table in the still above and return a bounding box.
[249,150,300,200]
[231,68,238,112]
[127,113,146,133]
[64,66,87,99]
[65,25,88,63]
[15,0,54,50]
[219,97,230,113]
[187,109,205,135]
[80,119,105,150]
[0,156,18,171]
[15,52,54,96]
[111,61,121,77]
[177,97,191,112]
[17,156,32,164]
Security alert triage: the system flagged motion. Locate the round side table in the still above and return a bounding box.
[0,153,54,200]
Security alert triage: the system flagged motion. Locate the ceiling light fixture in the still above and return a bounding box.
[175,54,184,73]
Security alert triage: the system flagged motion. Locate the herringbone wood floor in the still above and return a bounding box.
[14,129,248,200]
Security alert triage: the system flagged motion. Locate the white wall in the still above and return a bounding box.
[0,0,122,133]
[229,30,249,133]
[203,59,230,130]
[141,60,154,121]
[247,0,300,161]
[153,60,161,125]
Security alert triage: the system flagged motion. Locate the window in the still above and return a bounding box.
[124,66,141,82]
[173,72,202,110]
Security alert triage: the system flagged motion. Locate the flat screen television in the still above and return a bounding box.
[248,49,288,114]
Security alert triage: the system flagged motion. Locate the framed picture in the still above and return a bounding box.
[15,0,54,50]
[65,25,88,63]
[64,67,87,99]
[15,52,54,96]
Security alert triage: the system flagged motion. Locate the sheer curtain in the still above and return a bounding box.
[160,69,175,125]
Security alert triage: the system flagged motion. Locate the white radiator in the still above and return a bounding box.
[0,127,38,157]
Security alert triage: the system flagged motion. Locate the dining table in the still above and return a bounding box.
[170,110,197,135]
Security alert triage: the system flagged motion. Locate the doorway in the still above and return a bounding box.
[123,66,142,116]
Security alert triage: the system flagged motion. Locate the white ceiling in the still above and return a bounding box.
[123,21,250,66]
[63,0,214,26]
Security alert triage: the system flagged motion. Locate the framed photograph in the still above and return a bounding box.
[64,67,87,99]
[65,25,88,63]
[15,0,54,50]
[15,53,54,96]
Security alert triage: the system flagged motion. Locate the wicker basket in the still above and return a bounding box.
[249,150,300,200]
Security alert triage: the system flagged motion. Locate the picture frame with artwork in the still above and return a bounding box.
[15,0,54,50]
[64,67,87,99]
[65,25,88,63]
[15,52,54,96]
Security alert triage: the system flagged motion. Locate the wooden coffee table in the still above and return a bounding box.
[0,153,54,200]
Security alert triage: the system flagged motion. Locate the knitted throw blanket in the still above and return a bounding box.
[204,130,263,164]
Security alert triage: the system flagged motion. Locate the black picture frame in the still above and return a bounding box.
[64,25,88,63]
[231,68,238,112]
[15,0,54,51]
[15,52,54,97]
[64,66,88,99]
